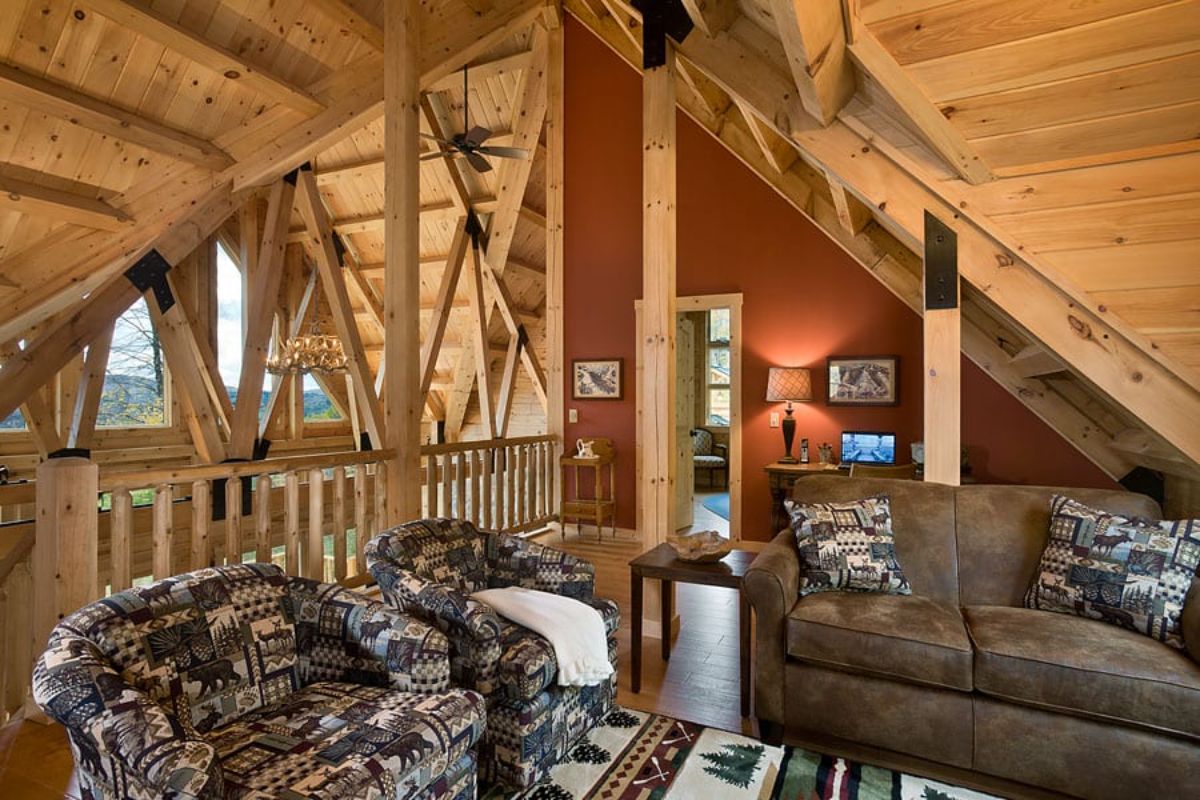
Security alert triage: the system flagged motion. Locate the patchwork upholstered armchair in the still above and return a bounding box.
[33,563,484,800]
[366,519,620,788]
[691,428,728,488]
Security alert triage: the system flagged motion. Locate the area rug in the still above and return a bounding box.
[701,492,730,520]
[483,708,1000,799]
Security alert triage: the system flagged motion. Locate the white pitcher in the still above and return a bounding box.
[576,438,596,459]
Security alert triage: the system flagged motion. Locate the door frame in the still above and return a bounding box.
[635,292,743,540]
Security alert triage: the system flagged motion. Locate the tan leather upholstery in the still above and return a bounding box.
[787,476,959,605]
[954,484,1161,607]
[747,478,1199,798]
[787,593,973,691]
[967,606,1200,739]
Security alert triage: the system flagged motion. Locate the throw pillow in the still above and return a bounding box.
[1025,495,1200,649]
[784,494,911,596]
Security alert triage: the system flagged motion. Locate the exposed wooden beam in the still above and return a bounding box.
[481,259,548,408]
[1009,344,1066,380]
[420,219,470,396]
[464,244,497,439]
[680,0,737,37]
[0,62,233,171]
[83,0,323,114]
[67,326,113,450]
[426,50,535,93]
[768,0,855,125]
[420,96,473,214]
[259,264,319,439]
[359,254,544,280]
[385,0,424,523]
[734,98,797,174]
[0,171,132,231]
[20,389,63,458]
[546,22,566,465]
[847,31,992,184]
[827,174,872,235]
[294,168,386,448]
[923,216,961,486]
[642,45,679,538]
[229,179,296,459]
[309,0,385,51]
[1111,429,1200,482]
[495,336,521,437]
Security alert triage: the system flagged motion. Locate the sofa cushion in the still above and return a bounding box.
[1024,496,1200,649]
[496,598,620,702]
[785,495,911,596]
[208,681,486,797]
[966,606,1200,740]
[786,593,973,690]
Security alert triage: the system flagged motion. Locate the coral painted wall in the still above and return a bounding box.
[561,19,1117,540]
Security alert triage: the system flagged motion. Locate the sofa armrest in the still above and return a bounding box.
[486,533,596,600]
[744,529,800,727]
[287,577,455,693]
[1183,576,1200,663]
[33,630,222,798]
[367,559,503,645]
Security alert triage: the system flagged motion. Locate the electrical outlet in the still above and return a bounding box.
[568,408,579,423]
[769,412,780,428]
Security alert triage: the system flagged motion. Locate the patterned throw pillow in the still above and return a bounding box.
[784,495,911,596]
[1025,495,1200,649]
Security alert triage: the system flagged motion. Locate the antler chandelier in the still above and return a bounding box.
[266,334,348,375]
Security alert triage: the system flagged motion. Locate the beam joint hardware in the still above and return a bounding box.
[632,0,694,69]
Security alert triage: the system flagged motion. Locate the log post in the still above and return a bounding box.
[923,211,962,486]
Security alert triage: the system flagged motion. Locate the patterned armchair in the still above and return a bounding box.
[366,519,620,788]
[692,428,728,488]
[33,563,485,800]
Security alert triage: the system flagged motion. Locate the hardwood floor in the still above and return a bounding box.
[0,527,760,797]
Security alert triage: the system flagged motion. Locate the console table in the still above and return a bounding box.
[764,461,843,531]
[629,543,758,716]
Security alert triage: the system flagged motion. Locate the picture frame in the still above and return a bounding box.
[572,358,624,400]
[826,355,900,406]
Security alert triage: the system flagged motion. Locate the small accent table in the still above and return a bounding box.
[560,437,617,539]
[764,461,843,531]
[629,544,758,717]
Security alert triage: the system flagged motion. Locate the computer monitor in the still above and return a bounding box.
[841,431,897,465]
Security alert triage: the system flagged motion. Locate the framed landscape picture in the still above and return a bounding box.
[826,355,900,406]
[572,358,623,400]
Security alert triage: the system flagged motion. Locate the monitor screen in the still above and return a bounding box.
[841,431,897,465]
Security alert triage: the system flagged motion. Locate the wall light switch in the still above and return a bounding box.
[769,412,780,428]
[568,408,579,423]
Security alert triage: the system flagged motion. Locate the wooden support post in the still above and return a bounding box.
[68,326,113,450]
[384,0,423,526]
[546,23,566,510]
[641,47,678,542]
[923,211,961,486]
[465,245,497,439]
[32,457,98,695]
[307,468,325,580]
[496,337,522,438]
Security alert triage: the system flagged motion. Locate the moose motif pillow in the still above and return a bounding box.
[1025,495,1200,649]
[784,494,911,596]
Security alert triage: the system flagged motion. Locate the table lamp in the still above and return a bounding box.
[766,367,813,464]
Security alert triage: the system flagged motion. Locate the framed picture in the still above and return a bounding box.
[572,358,624,400]
[826,355,900,406]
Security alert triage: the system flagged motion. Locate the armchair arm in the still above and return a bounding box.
[287,577,456,692]
[744,529,800,729]
[33,630,221,799]
[367,559,502,645]
[713,442,728,460]
[486,533,596,600]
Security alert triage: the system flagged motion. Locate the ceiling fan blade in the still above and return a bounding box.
[420,151,454,161]
[476,146,531,161]
[464,126,492,147]
[465,151,493,173]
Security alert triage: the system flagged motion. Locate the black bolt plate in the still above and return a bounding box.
[924,210,958,311]
[124,249,175,314]
[632,0,693,69]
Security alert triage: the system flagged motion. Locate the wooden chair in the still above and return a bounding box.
[691,428,728,488]
[848,462,918,480]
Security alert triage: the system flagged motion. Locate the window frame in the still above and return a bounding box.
[704,308,732,428]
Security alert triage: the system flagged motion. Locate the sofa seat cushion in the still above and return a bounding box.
[786,593,973,690]
[496,598,620,702]
[966,606,1200,740]
[207,681,486,797]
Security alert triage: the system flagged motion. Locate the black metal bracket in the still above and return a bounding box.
[253,438,272,461]
[923,211,958,311]
[282,166,300,186]
[359,432,373,452]
[332,231,348,267]
[124,249,175,314]
[211,459,254,522]
[465,208,485,249]
[48,447,91,460]
[632,0,693,69]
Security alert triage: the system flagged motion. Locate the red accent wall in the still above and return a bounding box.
[562,19,1117,539]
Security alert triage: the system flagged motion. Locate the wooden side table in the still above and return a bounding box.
[560,437,617,539]
[764,461,843,531]
[629,544,758,716]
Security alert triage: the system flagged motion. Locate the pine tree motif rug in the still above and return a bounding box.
[482,708,1002,800]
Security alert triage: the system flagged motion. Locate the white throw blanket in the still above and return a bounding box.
[471,586,614,687]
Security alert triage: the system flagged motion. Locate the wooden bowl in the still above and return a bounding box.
[667,530,732,563]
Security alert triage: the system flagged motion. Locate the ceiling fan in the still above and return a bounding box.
[420,65,531,174]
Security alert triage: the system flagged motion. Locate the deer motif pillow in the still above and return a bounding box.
[1025,495,1200,649]
[784,495,910,596]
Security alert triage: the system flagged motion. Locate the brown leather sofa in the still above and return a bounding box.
[746,477,1200,799]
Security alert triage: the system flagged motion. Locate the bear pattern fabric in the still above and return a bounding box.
[785,495,911,596]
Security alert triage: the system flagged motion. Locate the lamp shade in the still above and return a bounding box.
[766,367,813,403]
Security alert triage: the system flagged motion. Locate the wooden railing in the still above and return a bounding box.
[421,435,557,534]
[0,482,35,726]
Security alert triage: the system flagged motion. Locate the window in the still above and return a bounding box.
[303,374,343,421]
[98,298,168,427]
[705,308,731,426]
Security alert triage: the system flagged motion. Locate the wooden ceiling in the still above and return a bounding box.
[0,0,1196,484]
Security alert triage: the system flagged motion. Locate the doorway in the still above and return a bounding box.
[635,293,743,540]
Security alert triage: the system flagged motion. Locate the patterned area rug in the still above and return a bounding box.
[701,492,731,520]
[483,708,1001,800]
